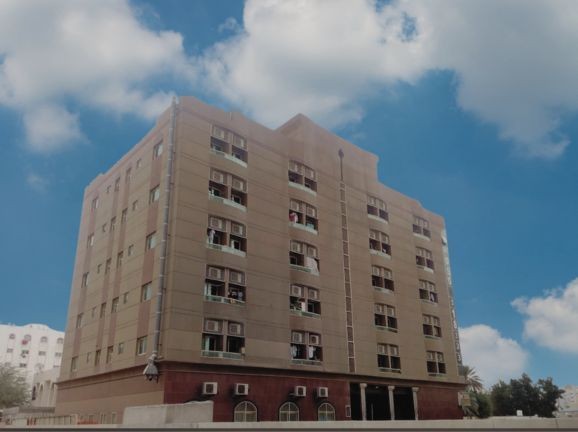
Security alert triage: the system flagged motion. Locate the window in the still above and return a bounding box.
[149,185,160,204]
[207,216,247,254]
[141,282,152,302]
[40,336,48,343]
[426,351,446,375]
[413,215,431,238]
[136,336,147,355]
[289,199,318,231]
[146,232,157,250]
[94,349,101,366]
[210,125,248,164]
[423,315,442,338]
[132,200,138,211]
[289,240,319,274]
[279,402,299,421]
[153,141,163,159]
[70,356,78,372]
[127,244,134,257]
[106,346,113,363]
[9,333,15,339]
[55,352,62,357]
[377,344,401,372]
[121,208,127,224]
[110,217,116,232]
[81,272,89,288]
[116,251,123,268]
[234,401,257,422]
[209,169,247,207]
[318,403,336,421]
[105,258,112,274]
[201,319,245,356]
[6,348,13,353]
[291,330,322,362]
[111,297,119,313]
[367,196,388,221]
[97,264,102,274]
[371,265,394,291]
[374,304,397,331]
[416,247,434,270]
[86,352,91,364]
[56,337,63,344]
[91,197,99,211]
[419,279,437,303]
[75,313,83,329]
[101,223,107,234]
[204,266,246,304]
[123,292,129,304]
[114,177,121,192]
[100,303,106,318]
[288,160,317,192]
[106,185,111,194]
[91,307,96,318]
[136,158,142,169]
[125,167,132,183]
[117,342,124,355]
[369,229,391,256]
[289,284,320,316]
[87,233,94,248]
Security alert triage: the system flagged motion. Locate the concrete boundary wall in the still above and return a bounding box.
[4,417,578,430]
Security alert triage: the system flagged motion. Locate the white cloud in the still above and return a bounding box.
[0,0,193,152]
[459,324,528,386]
[513,278,578,354]
[200,0,578,158]
[26,172,49,192]
[23,105,84,153]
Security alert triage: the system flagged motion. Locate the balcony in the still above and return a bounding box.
[289,221,318,235]
[210,148,247,168]
[201,350,244,360]
[206,242,246,257]
[288,181,316,196]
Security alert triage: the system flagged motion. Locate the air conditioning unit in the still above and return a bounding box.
[317,387,329,398]
[234,383,249,396]
[293,385,306,397]
[202,382,218,396]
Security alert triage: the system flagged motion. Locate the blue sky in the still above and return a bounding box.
[1,0,578,389]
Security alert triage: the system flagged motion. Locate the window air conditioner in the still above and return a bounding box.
[234,383,249,396]
[202,382,218,396]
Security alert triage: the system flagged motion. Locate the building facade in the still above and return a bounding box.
[56,97,465,423]
[0,323,64,386]
[31,367,60,408]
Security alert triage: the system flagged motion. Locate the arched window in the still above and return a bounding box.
[40,336,48,343]
[233,401,257,422]
[9,333,15,339]
[279,401,299,421]
[318,402,336,421]
[57,338,64,344]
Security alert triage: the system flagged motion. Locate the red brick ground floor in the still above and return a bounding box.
[56,362,465,423]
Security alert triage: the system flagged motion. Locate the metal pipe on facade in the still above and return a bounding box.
[144,97,178,380]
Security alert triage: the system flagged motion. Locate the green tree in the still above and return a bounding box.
[536,377,564,418]
[490,380,514,416]
[474,392,492,418]
[463,365,484,393]
[0,364,29,408]
[490,374,563,418]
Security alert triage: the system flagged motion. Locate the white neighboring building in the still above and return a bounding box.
[31,367,60,407]
[0,323,64,385]
[557,385,578,418]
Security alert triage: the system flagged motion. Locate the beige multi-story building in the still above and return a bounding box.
[56,96,465,423]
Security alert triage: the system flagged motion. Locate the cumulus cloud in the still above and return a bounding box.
[459,324,528,386]
[513,278,578,354]
[0,0,193,153]
[199,0,578,158]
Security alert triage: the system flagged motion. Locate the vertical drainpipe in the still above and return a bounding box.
[151,97,178,365]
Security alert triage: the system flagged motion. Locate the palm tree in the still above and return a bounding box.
[463,365,484,393]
